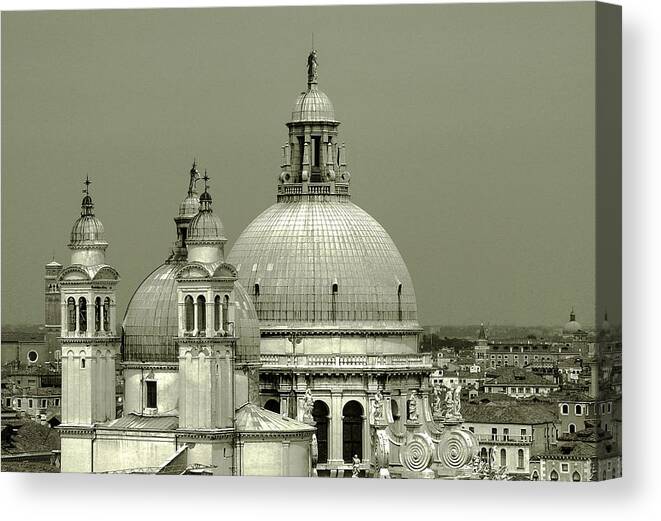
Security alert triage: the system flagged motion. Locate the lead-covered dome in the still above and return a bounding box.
[226,199,419,332]
[188,191,226,242]
[122,262,260,363]
[290,86,336,123]
[563,309,582,334]
[69,194,108,249]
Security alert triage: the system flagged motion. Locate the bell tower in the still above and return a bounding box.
[58,177,121,473]
[175,176,239,430]
[44,257,63,360]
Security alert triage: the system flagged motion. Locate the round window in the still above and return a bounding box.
[27,350,38,363]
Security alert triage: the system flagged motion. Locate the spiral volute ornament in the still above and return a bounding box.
[400,433,433,472]
[437,428,477,469]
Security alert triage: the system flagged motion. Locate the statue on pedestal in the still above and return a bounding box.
[302,387,314,424]
[452,384,462,418]
[432,384,443,417]
[373,388,384,423]
[352,454,361,478]
[407,390,418,422]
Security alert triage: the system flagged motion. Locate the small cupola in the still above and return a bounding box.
[187,171,227,264]
[68,176,108,266]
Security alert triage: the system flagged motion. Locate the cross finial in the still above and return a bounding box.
[203,169,210,192]
[83,175,91,195]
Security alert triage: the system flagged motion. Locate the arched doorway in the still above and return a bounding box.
[264,399,280,414]
[312,400,330,464]
[342,400,363,463]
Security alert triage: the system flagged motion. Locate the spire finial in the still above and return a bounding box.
[203,169,210,193]
[83,174,91,196]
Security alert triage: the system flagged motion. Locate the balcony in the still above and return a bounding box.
[259,353,432,371]
[475,434,534,444]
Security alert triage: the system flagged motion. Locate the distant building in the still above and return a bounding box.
[482,366,560,398]
[463,400,558,477]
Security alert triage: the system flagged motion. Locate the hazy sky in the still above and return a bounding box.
[2,3,610,327]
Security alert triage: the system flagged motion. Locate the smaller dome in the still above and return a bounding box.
[290,86,336,123]
[563,320,582,334]
[70,214,107,248]
[178,194,199,218]
[562,309,582,334]
[199,191,212,203]
[188,209,226,242]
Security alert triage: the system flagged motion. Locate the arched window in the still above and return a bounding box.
[480,447,488,461]
[196,296,206,332]
[575,404,583,415]
[572,471,581,482]
[550,469,559,481]
[331,280,338,322]
[342,400,363,463]
[78,297,87,332]
[500,448,507,467]
[602,470,607,480]
[569,423,576,434]
[397,282,403,321]
[184,295,194,332]
[518,449,524,469]
[80,358,86,369]
[214,296,221,331]
[264,399,280,414]
[103,297,110,331]
[95,297,102,332]
[561,404,569,415]
[67,297,76,331]
[312,401,330,464]
[391,399,400,423]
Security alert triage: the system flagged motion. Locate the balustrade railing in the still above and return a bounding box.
[259,353,432,369]
[476,434,533,444]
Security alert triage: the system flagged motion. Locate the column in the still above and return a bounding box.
[75,303,80,334]
[99,298,105,333]
[193,300,199,336]
[109,299,117,335]
[329,391,343,466]
[205,293,213,337]
[178,301,185,335]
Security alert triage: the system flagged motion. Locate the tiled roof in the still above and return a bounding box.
[462,402,557,425]
[235,403,315,433]
[1,418,60,454]
[484,367,556,387]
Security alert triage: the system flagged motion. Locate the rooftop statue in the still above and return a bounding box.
[307,50,318,84]
[188,160,200,196]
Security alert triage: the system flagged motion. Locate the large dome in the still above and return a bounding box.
[122,262,260,362]
[226,199,420,332]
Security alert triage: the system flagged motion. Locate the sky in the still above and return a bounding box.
[1,2,618,327]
